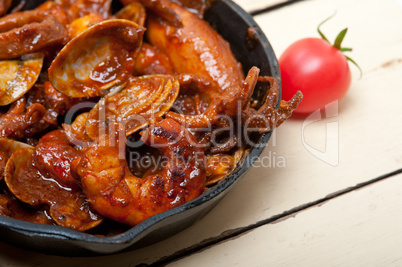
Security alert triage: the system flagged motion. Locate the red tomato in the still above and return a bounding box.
[279,38,351,114]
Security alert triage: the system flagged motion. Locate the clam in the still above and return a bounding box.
[0,53,44,106]
[115,2,146,27]
[4,148,103,231]
[0,138,33,179]
[85,74,180,140]
[0,138,33,156]
[68,13,105,39]
[0,193,54,225]
[49,19,145,98]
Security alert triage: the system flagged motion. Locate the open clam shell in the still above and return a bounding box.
[0,138,33,156]
[0,52,44,106]
[48,19,145,98]
[0,138,33,179]
[68,13,105,39]
[85,74,180,140]
[115,2,146,27]
[4,148,103,231]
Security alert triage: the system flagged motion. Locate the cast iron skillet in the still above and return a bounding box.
[0,0,281,255]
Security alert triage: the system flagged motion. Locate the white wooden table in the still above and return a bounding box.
[1,0,402,265]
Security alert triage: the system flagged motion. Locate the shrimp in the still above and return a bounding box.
[71,118,206,226]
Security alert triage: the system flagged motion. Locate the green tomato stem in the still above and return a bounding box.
[317,12,337,43]
[346,56,363,79]
[341,47,353,52]
[334,28,348,50]
[317,13,362,78]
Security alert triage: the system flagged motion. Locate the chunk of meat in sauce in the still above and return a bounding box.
[33,130,82,190]
[0,10,68,60]
[0,98,45,140]
[27,82,77,126]
[36,1,71,26]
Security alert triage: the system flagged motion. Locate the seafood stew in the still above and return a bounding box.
[0,0,301,254]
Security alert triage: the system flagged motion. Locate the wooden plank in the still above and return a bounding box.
[167,173,402,266]
[0,0,401,265]
[254,0,402,71]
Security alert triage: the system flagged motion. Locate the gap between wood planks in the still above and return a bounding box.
[146,167,402,266]
[250,0,307,16]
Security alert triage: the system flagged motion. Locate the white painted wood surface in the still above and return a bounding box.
[0,0,401,266]
[168,173,402,267]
